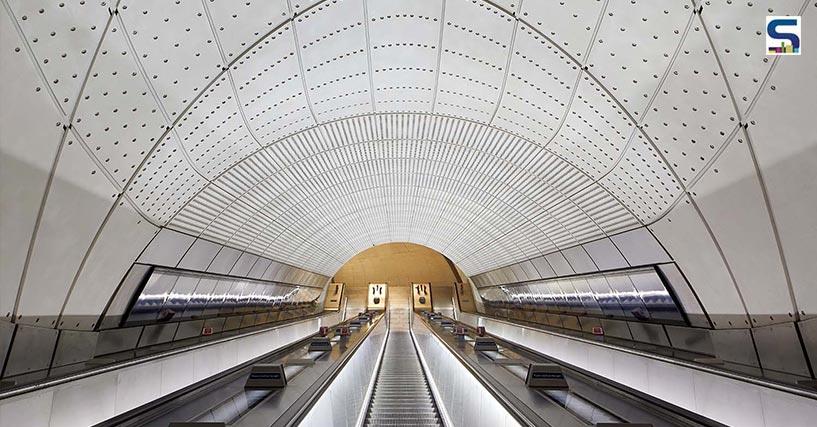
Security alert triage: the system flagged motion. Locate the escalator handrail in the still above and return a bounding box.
[280,313,387,427]
[412,313,540,427]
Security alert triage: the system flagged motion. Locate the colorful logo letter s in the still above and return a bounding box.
[767,18,801,54]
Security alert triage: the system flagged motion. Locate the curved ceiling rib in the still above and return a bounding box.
[6,0,790,279]
[105,0,698,275]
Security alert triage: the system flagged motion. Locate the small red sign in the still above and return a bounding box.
[319,326,329,336]
[591,326,604,335]
[476,326,486,337]
[202,326,214,336]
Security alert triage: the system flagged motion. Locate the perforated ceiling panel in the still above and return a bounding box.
[2,0,812,291]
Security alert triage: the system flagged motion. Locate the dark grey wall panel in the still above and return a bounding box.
[710,329,759,367]
[52,330,98,367]
[137,323,179,348]
[665,325,715,355]
[94,326,142,356]
[561,246,598,274]
[203,317,227,335]
[207,246,242,275]
[177,238,221,271]
[611,228,671,266]
[174,320,205,341]
[799,317,817,377]
[601,319,632,340]
[0,320,15,376]
[582,238,628,270]
[578,316,601,334]
[223,316,243,331]
[752,322,811,376]
[628,322,671,347]
[4,324,58,376]
[545,252,574,276]
[137,229,195,267]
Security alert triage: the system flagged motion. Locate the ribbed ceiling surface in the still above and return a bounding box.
[2,0,807,276]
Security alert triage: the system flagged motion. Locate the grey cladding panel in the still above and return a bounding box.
[752,322,811,376]
[519,261,540,280]
[138,228,196,267]
[628,322,671,347]
[208,246,242,275]
[582,238,628,270]
[710,329,759,367]
[95,327,142,356]
[611,228,671,266]
[545,252,574,276]
[665,325,715,355]
[530,256,555,278]
[177,238,221,270]
[248,257,272,279]
[52,330,98,367]
[4,324,59,376]
[138,323,179,347]
[230,252,259,277]
[0,320,15,376]
[799,318,817,376]
[561,246,598,274]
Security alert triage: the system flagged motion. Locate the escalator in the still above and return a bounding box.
[364,329,442,426]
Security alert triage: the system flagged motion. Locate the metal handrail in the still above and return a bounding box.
[465,313,817,401]
[413,313,540,427]
[0,312,337,400]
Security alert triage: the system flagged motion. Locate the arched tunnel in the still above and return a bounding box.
[0,0,815,426]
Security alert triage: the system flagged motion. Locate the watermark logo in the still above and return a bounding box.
[766,16,801,55]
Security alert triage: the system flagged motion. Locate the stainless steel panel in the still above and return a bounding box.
[627,322,671,347]
[4,324,59,376]
[230,252,259,277]
[94,327,142,356]
[799,318,817,376]
[100,264,153,329]
[203,279,234,317]
[545,252,574,276]
[569,277,603,316]
[0,320,15,376]
[138,228,196,267]
[137,323,179,347]
[207,246,242,275]
[610,227,671,266]
[605,274,649,320]
[751,322,811,376]
[164,274,201,320]
[181,277,219,319]
[665,325,715,355]
[710,329,759,367]
[177,238,221,271]
[128,270,179,324]
[175,320,205,340]
[628,269,684,323]
[52,330,98,367]
[587,276,625,317]
[657,263,709,328]
[561,246,598,274]
[600,319,632,340]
